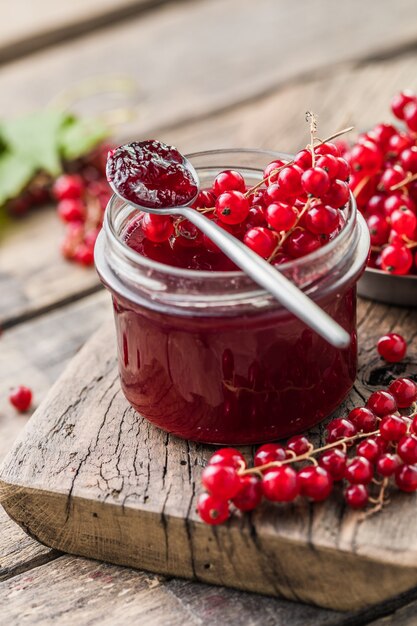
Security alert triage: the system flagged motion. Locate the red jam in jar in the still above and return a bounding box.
[96,149,370,444]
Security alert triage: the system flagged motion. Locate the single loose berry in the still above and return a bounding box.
[379,415,407,442]
[262,466,300,502]
[388,378,417,408]
[243,227,277,258]
[232,475,263,511]
[397,435,417,464]
[345,484,369,508]
[345,457,373,484]
[197,493,230,525]
[215,191,250,225]
[319,449,347,480]
[213,170,245,195]
[377,333,407,363]
[254,443,286,467]
[201,464,241,500]
[348,407,377,433]
[366,390,397,416]
[298,466,333,502]
[376,453,401,477]
[9,386,33,412]
[326,418,357,443]
[395,464,417,492]
[209,448,246,470]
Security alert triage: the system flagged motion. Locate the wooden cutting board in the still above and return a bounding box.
[1,317,417,612]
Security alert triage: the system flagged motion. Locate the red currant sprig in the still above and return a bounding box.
[197,377,417,525]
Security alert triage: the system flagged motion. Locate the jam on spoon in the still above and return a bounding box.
[106,139,198,209]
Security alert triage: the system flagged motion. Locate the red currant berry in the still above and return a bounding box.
[263,160,286,185]
[326,418,357,443]
[175,219,203,247]
[286,435,311,456]
[305,204,339,235]
[356,438,380,463]
[277,166,302,197]
[369,123,397,148]
[335,157,350,181]
[266,202,297,231]
[209,448,246,470]
[298,466,333,502]
[348,407,377,433]
[57,199,85,223]
[246,205,266,228]
[397,435,417,464]
[315,142,340,157]
[9,386,33,412]
[73,243,95,266]
[284,229,321,258]
[383,194,414,217]
[376,453,401,477]
[350,141,383,175]
[294,149,312,170]
[379,415,407,442]
[387,132,414,157]
[197,493,230,525]
[391,208,417,239]
[201,464,241,499]
[391,90,417,120]
[345,456,373,484]
[262,466,300,502]
[254,443,286,467]
[381,244,413,275]
[404,101,417,132]
[377,333,407,363]
[316,155,339,179]
[232,475,263,511]
[395,464,417,492]
[52,174,84,200]
[323,180,350,209]
[215,191,250,225]
[344,484,369,509]
[379,166,406,192]
[400,146,417,174]
[213,170,245,195]
[243,227,277,258]
[319,449,347,481]
[366,214,390,246]
[193,190,216,208]
[265,183,287,204]
[388,378,417,408]
[366,194,385,215]
[142,213,174,243]
[367,390,397,417]
[301,167,330,197]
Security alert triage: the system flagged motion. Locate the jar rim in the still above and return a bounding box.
[104,148,357,282]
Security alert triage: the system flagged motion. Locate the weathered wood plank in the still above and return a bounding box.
[2,51,417,327]
[2,0,417,130]
[0,555,340,626]
[1,301,416,612]
[1,0,169,64]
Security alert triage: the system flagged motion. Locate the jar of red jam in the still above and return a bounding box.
[95,149,370,444]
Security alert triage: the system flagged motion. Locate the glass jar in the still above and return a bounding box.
[95,149,370,445]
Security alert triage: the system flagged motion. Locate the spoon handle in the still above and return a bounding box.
[181,207,350,349]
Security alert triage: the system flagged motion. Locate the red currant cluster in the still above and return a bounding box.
[343,90,417,275]
[139,128,351,263]
[53,147,111,266]
[197,377,417,525]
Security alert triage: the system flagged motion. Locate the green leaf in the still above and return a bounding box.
[0,151,35,207]
[59,115,109,161]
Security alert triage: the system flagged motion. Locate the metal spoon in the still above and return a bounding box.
[108,158,350,349]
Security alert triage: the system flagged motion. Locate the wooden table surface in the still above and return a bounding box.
[1,1,417,624]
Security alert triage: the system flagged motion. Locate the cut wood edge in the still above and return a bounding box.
[2,480,417,612]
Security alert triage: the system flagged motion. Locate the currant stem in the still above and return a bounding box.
[389,171,417,192]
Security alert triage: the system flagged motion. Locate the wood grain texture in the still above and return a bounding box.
[0,555,341,626]
[1,0,417,131]
[1,0,169,64]
[1,300,416,612]
[2,52,417,327]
